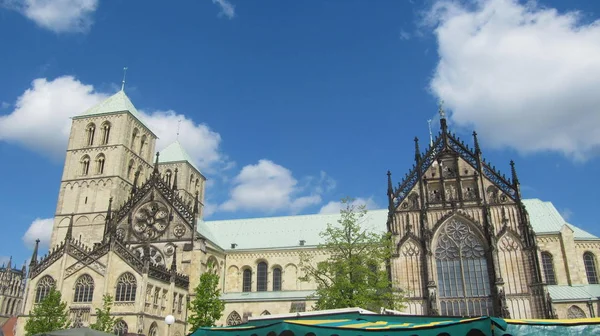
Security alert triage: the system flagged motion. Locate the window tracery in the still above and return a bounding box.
[115,272,137,302]
[541,252,557,285]
[113,320,128,336]
[435,218,492,316]
[73,274,94,303]
[567,305,586,319]
[35,275,55,303]
[227,311,242,326]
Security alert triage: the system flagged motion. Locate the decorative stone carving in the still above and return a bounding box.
[132,201,169,241]
[173,224,186,238]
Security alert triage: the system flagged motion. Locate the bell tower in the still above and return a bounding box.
[49,89,158,247]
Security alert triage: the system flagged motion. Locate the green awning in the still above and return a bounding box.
[191,316,506,336]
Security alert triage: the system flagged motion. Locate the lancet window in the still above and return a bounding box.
[584,252,599,284]
[101,121,111,144]
[273,267,282,291]
[541,252,557,285]
[242,269,251,292]
[86,123,96,146]
[257,262,268,291]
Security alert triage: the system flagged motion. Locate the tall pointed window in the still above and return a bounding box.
[86,123,96,146]
[96,154,106,174]
[541,252,557,285]
[257,262,268,292]
[131,128,139,150]
[584,252,599,284]
[101,122,111,144]
[242,269,251,292]
[435,218,492,316]
[73,274,94,302]
[273,267,282,291]
[35,276,55,303]
[115,272,137,302]
[140,135,147,156]
[81,155,90,176]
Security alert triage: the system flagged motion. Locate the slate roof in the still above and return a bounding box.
[159,141,201,173]
[75,90,155,136]
[199,199,597,251]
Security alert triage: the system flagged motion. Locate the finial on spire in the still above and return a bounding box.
[414,136,421,163]
[176,119,182,140]
[473,131,481,154]
[438,100,446,119]
[29,239,40,268]
[121,67,128,92]
[387,170,393,196]
[153,152,160,174]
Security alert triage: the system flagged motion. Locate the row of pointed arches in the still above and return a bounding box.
[541,251,599,285]
[85,122,111,147]
[34,273,138,304]
[80,153,106,176]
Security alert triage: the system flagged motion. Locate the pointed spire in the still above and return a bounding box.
[414,137,421,163]
[510,160,519,185]
[172,168,178,191]
[29,239,40,268]
[121,67,128,92]
[7,256,12,269]
[473,131,481,155]
[438,100,448,134]
[153,152,160,174]
[65,214,74,241]
[170,245,177,273]
[387,171,393,196]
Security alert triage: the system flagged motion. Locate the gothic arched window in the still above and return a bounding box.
[96,153,106,174]
[257,262,268,292]
[115,272,137,302]
[242,269,251,292]
[113,320,128,336]
[101,121,111,144]
[567,305,586,319]
[35,275,55,303]
[584,252,599,284]
[272,267,282,291]
[73,274,94,303]
[81,155,90,176]
[435,218,492,316]
[541,252,557,285]
[140,134,147,155]
[148,322,158,336]
[86,123,96,146]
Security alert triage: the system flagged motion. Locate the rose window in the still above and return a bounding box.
[132,201,169,240]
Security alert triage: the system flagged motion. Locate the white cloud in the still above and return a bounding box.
[219,160,329,214]
[0,101,9,109]
[212,0,235,19]
[2,0,98,33]
[399,29,411,40]
[561,208,573,221]
[318,197,379,214]
[0,76,230,172]
[426,0,600,161]
[22,217,54,250]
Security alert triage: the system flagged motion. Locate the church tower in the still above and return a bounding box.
[49,90,158,247]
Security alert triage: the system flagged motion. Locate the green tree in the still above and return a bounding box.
[89,294,120,333]
[299,197,405,312]
[24,287,70,336]
[187,259,225,329]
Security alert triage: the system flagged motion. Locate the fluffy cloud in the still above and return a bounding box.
[318,197,379,214]
[2,0,98,33]
[0,76,230,173]
[212,0,235,19]
[426,0,600,160]
[22,217,54,250]
[219,160,332,214]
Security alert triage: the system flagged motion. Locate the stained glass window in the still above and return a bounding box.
[435,218,493,316]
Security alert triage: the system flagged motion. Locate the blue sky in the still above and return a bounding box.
[1,0,599,266]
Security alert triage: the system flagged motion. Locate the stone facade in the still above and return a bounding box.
[0,259,26,319]
[13,91,600,335]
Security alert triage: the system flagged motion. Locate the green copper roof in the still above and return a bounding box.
[547,284,600,302]
[158,140,200,173]
[76,90,154,134]
[199,198,597,251]
[522,199,598,240]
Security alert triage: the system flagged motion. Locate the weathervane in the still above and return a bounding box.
[121,67,128,91]
[176,119,182,140]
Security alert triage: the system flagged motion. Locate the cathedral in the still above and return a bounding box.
[14,89,600,336]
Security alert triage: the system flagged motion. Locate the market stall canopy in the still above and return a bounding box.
[504,317,600,335]
[191,315,506,336]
